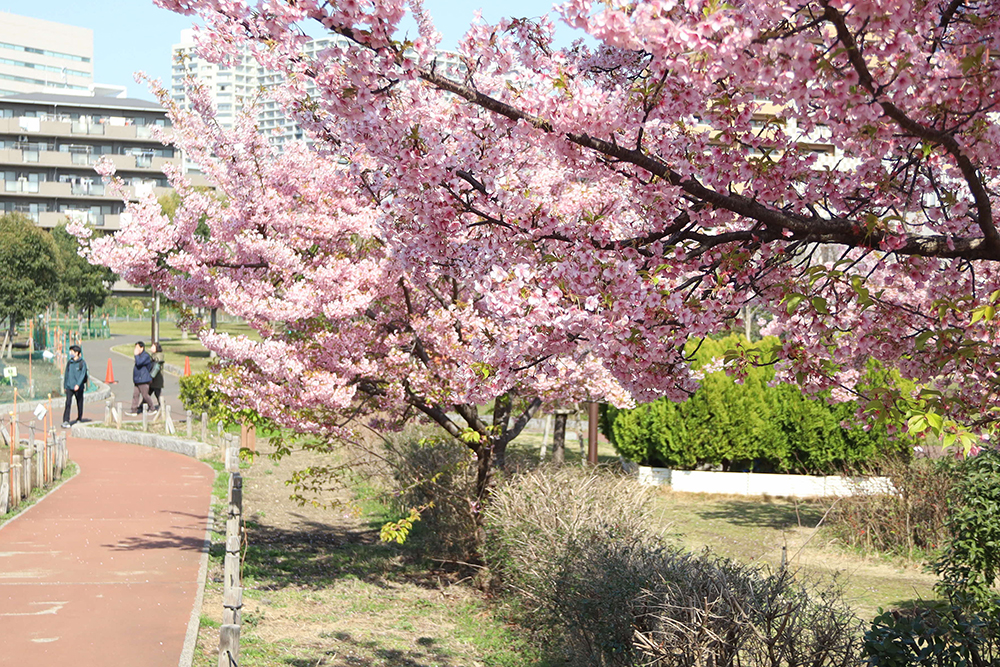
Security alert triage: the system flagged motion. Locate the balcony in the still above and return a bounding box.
[0,117,173,144]
[70,182,106,196]
[36,210,122,229]
[4,180,39,193]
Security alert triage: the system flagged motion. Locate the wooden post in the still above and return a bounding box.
[34,439,44,489]
[0,461,8,515]
[218,625,240,667]
[142,408,148,432]
[115,402,123,429]
[201,412,208,443]
[186,410,192,439]
[588,402,600,465]
[22,447,32,496]
[219,471,243,665]
[104,399,111,425]
[165,405,175,435]
[10,454,21,506]
[225,435,239,472]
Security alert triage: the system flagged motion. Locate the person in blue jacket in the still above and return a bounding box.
[129,341,158,415]
[61,344,88,428]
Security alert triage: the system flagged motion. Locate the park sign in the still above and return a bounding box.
[3,366,16,383]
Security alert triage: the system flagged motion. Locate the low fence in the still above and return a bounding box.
[630,464,892,498]
[219,436,244,667]
[0,423,68,516]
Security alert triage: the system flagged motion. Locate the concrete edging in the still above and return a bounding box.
[69,424,216,459]
[627,462,893,498]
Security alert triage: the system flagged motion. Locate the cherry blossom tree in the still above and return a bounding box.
[77,0,1000,496]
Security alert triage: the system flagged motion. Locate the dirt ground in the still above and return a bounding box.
[192,444,543,667]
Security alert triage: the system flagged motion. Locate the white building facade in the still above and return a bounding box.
[0,13,94,97]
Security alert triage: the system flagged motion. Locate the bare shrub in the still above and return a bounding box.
[637,559,860,667]
[828,455,955,559]
[486,467,862,666]
[378,429,480,558]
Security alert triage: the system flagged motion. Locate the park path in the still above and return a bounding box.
[79,333,186,420]
[0,435,215,666]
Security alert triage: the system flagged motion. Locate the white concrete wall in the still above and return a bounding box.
[635,465,892,498]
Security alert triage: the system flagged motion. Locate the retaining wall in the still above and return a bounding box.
[630,464,892,498]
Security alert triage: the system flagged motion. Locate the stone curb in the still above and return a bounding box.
[69,424,216,459]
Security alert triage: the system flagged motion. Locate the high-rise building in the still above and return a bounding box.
[0,13,94,97]
[172,29,353,146]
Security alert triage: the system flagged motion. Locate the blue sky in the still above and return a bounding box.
[0,1,574,101]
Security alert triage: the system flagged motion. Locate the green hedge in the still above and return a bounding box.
[602,335,909,474]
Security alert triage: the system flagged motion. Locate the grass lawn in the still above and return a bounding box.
[110,320,260,374]
[193,447,559,667]
[648,490,938,619]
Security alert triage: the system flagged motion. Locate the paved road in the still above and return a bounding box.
[0,436,215,666]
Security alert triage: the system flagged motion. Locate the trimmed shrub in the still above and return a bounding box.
[179,371,265,427]
[603,335,909,473]
[485,467,862,666]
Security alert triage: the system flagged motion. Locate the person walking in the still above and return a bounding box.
[129,341,157,415]
[149,341,165,406]
[61,344,88,428]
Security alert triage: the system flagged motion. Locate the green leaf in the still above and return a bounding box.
[926,412,943,432]
[785,293,805,314]
[907,414,928,434]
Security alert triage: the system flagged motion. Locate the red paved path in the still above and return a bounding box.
[0,436,215,666]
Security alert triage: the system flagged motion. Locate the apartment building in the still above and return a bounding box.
[172,29,355,147]
[172,29,468,150]
[0,92,178,230]
[0,13,94,97]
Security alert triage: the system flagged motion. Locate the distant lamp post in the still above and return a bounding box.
[587,402,599,465]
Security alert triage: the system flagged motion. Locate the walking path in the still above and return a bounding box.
[0,435,215,666]
[79,333,186,420]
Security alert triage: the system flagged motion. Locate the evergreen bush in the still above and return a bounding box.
[603,335,908,473]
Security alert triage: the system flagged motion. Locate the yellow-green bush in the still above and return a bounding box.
[602,335,909,473]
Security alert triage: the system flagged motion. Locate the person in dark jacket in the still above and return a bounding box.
[129,341,157,414]
[61,344,88,427]
[149,341,165,406]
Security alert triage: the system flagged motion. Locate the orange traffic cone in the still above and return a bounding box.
[105,358,117,384]
[183,356,191,376]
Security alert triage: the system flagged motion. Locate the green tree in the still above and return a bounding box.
[0,213,61,357]
[52,224,115,327]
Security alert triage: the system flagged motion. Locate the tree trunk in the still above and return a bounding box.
[5,314,14,359]
[209,307,218,358]
[473,445,493,547]
[552,411,567,465]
